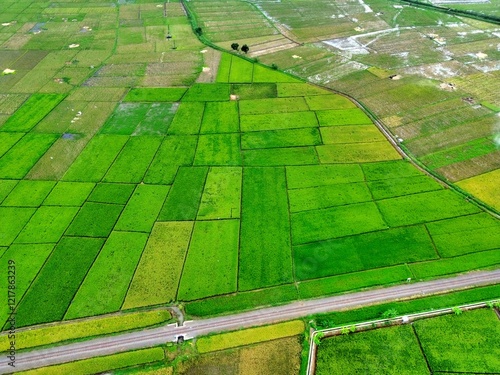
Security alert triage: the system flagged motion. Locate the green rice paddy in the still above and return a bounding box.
[0,0,498,333]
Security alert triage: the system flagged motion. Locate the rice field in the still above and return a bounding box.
[0,0,499,335]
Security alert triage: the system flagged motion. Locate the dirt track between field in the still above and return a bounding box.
[1,270,499,373]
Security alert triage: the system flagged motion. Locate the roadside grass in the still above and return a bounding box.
[14,237,105,327]
[178,220,239,301]
[196,320,304,353]
[297,265,411,299]
[293,225,437,280]
[16,348,165,375]
[0,310,171,352]
[185,284,298,317]
[123,222,194,309]
[64,231,148,319]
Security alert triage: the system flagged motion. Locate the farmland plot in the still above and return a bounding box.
[1,1,499,329]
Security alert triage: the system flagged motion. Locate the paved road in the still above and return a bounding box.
[2,270,499,373]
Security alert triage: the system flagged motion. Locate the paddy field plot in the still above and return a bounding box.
[0,1,499,331]
[316,308,500,374]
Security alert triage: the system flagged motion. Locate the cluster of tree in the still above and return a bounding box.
[231,43,249,54]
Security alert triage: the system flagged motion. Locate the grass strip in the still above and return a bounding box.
[185,284,298,317]
[197,320,304,353]
[0,310,171,351]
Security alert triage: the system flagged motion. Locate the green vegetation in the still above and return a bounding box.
[196,320,304,353]
[103,136,162,183]
[197,167,241,220]
[1,94,64,132]
[65,232,148,319]
[115,185,169,233]
[178,220,239,300]
[43,182,94,206]
[123,222,194,309]
[414,309,500,373]
[158,167,208,221]
[124,88,187,102]
[14,237,105,327]
[15,206,79,244]
[2,180,55,207]
[317,308,500,375]
[65,202,124,238]
[62,135,129,182]
[0,310,171,351]
[239,167,292,290]
[317,325,429,374]
[200,101,239,133]
[17,348,165,375]
[167,102,204,135]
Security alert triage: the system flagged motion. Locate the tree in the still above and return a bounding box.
[452,306,463,315]
[340,326,350,335]
[241,44,249,54]
[381,309,398,319]
[231,43,239,51]
[194,27,202,36]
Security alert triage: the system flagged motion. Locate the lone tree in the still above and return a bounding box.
[241,44,249,54]
[231,43,239,51]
